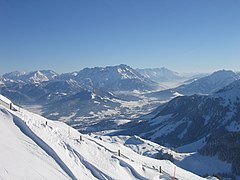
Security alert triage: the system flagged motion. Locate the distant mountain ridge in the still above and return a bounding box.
[1,65,161,92]
[146,69,240,101]
[136,67,184,82]
[3,70,58,83]
[176,70,240,95]
[58,64,161,91]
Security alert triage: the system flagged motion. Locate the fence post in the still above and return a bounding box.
[80,135,82,141]
[159,166,162,173]
[118,150,121,156]
[172,166,176,180]
[68,126,70,137]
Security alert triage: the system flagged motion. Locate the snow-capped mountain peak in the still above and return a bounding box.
[29,70,49,83]
[3,70,58,83]
[67,64,161,91]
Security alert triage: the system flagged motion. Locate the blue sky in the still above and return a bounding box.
[0,0,240,74]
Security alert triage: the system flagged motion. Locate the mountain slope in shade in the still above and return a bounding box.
[0,95,204,180]
[117,79,240,177]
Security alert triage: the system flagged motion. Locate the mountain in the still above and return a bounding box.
[117,79,240,177]
[136,67,184,82]
[146,70,240,101]
[0,65,161,105]
[176,70,240,95]
[0,94,204,180]
[1,65,160,101]
[0,65,163,132]
[58,64,161,91]
[3,70,58,83]
[2,71,26,80]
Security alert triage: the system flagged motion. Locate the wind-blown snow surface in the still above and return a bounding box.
[0,95,205,180]
[97,135,231,177]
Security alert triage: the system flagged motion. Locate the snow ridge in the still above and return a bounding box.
[11,113,77,180]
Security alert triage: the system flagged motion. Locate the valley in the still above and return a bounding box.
[1,65,240,179]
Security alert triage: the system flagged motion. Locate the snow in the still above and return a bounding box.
[91,93,96,99]
[0,94,12,105]
[98,135,231,178]
[29,70,49,83]
[175,154,231,177]
[0,107,69,179]
[147,120,184,141]
[177,137,207,153]
[177,121,191,139]
[172,92,183,97]
[93,101,100,104]
[0,94,205,180]
[149,114,173,126]
[114,119,131,125]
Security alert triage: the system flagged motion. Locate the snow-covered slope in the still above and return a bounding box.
[97,135,231,178]
[0,95,204,180]
[0,106,69,179]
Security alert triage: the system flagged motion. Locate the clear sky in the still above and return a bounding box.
[0,0,240,74]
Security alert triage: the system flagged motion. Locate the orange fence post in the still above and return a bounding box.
[172,166,176,180]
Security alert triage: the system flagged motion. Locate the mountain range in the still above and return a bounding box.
[1,65,240,178]
[3,70,58,83]
[136,67,184,82]
[0,64,162,106]
[116,78,240,177]
[146,69,240,101]
[0,65,164,131]
[1,66,239,132]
